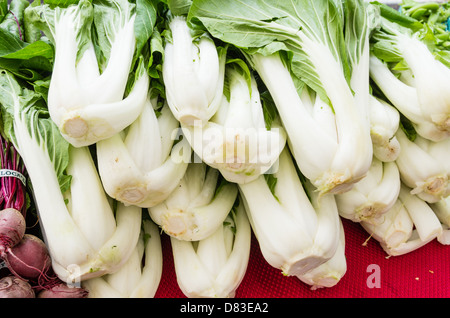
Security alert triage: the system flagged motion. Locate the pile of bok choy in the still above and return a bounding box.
[0,0,449,298]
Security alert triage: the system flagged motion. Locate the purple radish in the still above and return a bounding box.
[3,234,53,286]
[0,275,35,298]
[38,282,89,298]
[0,208,26,257]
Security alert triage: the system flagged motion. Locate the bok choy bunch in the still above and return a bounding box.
[182,59,286,184]
[395,127,449,203]
[170,200,251,298]
[361,184,443,256]
[148,163,238,241]
[336,157,401,224]
[82,219,163,298]
[238,148,342,286]
[0,69,142,284]
[188,0,374,195]
[25,0,151,147]
[96,95,191,208]
[369,3,450,142]
[298,220,347,290]
[368,95,401,162]
[162,15,226,127]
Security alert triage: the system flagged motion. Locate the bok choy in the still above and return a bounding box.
[170,200,251,298]
[25,0,151,147]
[361,184,443,256]
[82,219,162,298]
[369,3,450,142]
[96,96,191,208]
[0,69,142,284]
[148,163,238,241]
[188,0,375,195]
[162,15,226,127]
[182,59,286,184]
[238,148,342,286]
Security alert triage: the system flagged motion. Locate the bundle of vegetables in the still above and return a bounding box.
[0,134,27,217]
[0,0,449,298]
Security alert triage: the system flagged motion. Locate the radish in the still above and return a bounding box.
[0,208,26,256]
[37,282,88,298]
[0,275,35,298]
[3,234,53,286]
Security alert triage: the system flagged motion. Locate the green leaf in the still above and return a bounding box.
[167,0,192,16]
[0,0,30,40]
[1,40,53,60]
[264,173,279,202]
[0,28,53,80]
[134,0,157,64]
[0,56,52,81]
[188,0,349,106]
[0,69,72,194]
[0,27,26,55]
[43,0,80,7]
[93,0,135,66]
[0,0,7,24]
[372,1,423,31]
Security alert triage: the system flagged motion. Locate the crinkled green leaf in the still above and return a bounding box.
[0,69,71,193]
[0,0,30,40]
[188,0,349,106]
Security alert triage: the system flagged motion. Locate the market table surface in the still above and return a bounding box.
[154,218,450,298]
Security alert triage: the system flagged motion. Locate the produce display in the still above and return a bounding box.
[0,0,449,298]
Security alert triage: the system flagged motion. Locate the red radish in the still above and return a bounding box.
[0,208,26,256]
[3,234,53,286]
[0,275,35,298]
[38,282,89,298]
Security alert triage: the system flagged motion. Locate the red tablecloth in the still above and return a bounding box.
[154,218,450,298]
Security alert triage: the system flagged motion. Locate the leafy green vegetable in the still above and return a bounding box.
[0,69,71,193]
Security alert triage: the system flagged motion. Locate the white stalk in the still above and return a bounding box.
[396,33,450,136]
[11,99,142,284]
[59,72,149,147]
[96,100,191,207]
[171,202,251,298]
[13,110,97,277]
[163,16,225,126]
[361,199,414,254]
[64,202,142,283]
[251,50,372,195]
[430,196,450,228]
[395,128,449,203]
[238,148,340,279]
[47,2,149,147]
[368,95,401,162]
[182,67,286,184]
[362,184,443,256]
[336,158,401,224]
[84,15,136,104]
[299,34,373,194]
[398,185,443,243]
[48,5,83,126]
[250,53,338,191]
[148,164,238,241]
[64,146,116,251]
[82,219,163,298]
[369,54,450,141]
[297,220,347,290]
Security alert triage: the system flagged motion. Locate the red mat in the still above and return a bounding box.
[154,218,450,298]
